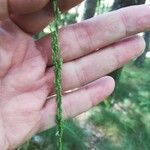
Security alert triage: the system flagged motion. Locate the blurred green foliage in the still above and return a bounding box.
[89,59,150,150]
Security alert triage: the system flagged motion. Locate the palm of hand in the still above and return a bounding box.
[0,20,53,148]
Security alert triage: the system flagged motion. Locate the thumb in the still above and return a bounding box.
[0,0,49,20]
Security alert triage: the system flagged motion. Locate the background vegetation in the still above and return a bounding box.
[19,0,150,149]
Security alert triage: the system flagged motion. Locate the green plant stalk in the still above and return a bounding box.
[51,0,63,150]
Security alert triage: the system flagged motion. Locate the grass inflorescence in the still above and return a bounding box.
[51,0,63,150]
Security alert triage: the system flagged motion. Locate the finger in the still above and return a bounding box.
[1,0,75,19]
[0,0,49,20]
[45,36,145,92]
[10,0,83,34]
[10,0,82,15]
[11,7,51,35]
[9,0,49,14]
[40,76,115,130]
[37,5,150,64]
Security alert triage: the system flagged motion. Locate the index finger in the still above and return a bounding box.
[37,5,150,65]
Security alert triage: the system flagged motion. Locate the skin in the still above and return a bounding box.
[0,0,150,149]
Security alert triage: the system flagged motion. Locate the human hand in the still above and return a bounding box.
[0,1,150,149]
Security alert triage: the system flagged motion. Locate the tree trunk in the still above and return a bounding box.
[112,0,146,10]
[83,0,97,20]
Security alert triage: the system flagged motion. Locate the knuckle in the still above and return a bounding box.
[73,60,88,87]
[71,23,93,55]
